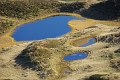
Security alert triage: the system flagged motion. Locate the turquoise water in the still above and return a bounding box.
[12,15,80,41]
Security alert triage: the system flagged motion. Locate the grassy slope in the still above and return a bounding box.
[0,0,120,80]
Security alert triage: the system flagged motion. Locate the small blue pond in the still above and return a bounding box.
[64,38,95,61]
[80,38,95,47]
[12,15,80,41]
[63,52,87,61]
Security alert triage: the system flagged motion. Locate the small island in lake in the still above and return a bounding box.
[0,0,120,80]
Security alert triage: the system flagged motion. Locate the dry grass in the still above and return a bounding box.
[0,36,16,48]
[70,37,91,47]
[68,19,120,31]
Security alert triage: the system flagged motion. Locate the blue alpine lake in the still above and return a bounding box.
[12,15,80,41]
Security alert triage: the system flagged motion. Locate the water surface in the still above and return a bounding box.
[80,38,95,47]
[12,15,80,41]
[63,52,87,61]
[64,38,95,61]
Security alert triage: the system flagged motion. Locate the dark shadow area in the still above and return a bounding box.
[14,50,38,70]
[79,0,120,20]
[84,74,105,80]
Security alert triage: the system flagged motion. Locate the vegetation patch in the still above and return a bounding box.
[60,2,85,12]
[38,39,60,48]
[18,43,54,79]
[84,74,105,80]
[0,0,60,19]
[17,39,71,79]
[84,74,120,80]
[0,19,14,35]
[114,48,120,53]
[110,59,120,70]
[86,26,98,29]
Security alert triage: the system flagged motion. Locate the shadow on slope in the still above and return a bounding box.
[15,52,38,70]
[80,0,120,20]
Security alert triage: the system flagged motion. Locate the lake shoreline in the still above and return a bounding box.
[0,12,82,48]
[1,12,120,48]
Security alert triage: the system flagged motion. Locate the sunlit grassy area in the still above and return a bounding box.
[68,19,120,31]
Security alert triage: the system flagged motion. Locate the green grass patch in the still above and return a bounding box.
[41,40,59,48]
[86,26,98,29]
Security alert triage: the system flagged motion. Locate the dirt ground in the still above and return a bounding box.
[0,41,41,80]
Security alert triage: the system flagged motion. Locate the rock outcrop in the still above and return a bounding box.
[96,32,120,44]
